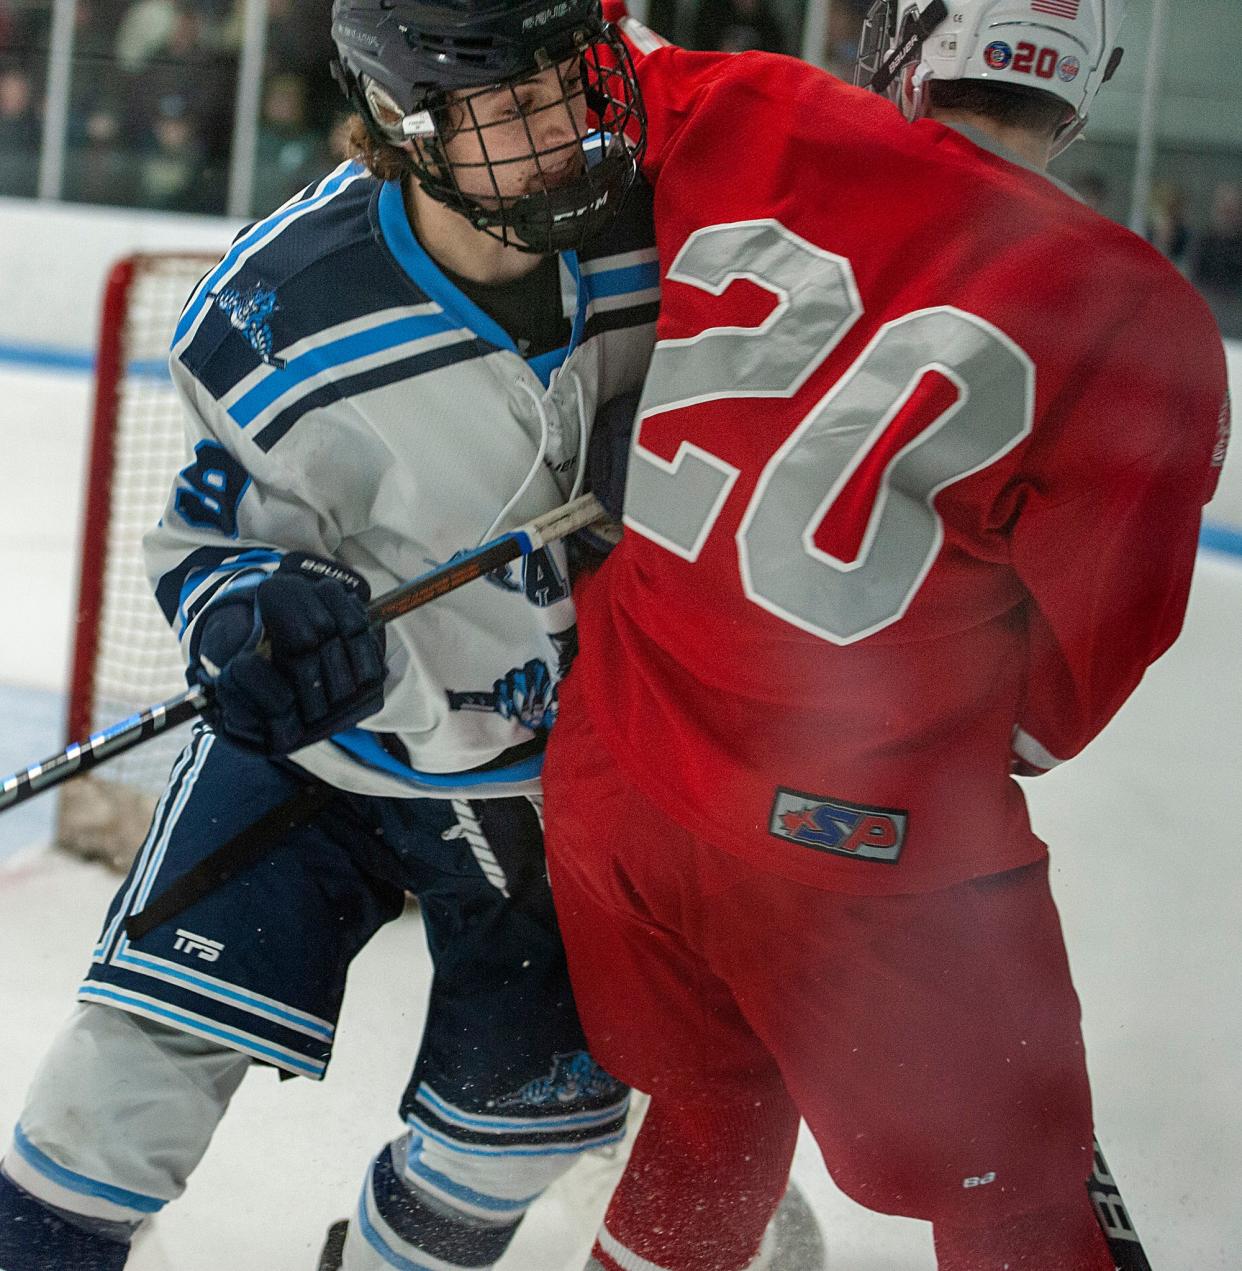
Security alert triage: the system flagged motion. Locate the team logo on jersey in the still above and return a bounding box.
[494,1051,626,1109]
[983,41,1013,70]
[1057,55,1081,82]
[211,282,287,369]
[522,546,570,607]
[448,657,558,730]
[445,626,577,732]
[769,788,907,864]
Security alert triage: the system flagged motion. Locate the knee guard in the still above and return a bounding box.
[3,1003,249,1233]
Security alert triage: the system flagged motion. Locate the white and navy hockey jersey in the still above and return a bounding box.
[146,161,658,800]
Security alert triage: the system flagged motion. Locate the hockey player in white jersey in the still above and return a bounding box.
[0,2,658,1268]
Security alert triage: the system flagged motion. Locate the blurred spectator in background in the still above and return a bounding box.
[76,0,131,63]
[112,0,234,211]
[1146,180,1192,269]
[823,0,869,78]
[263,0,337,130]
[114,0,178,72]
[0,0,49,58]
[0,62,40,195]
[59,0,133,201]
[136,88,204,209]
[1068,169,1111,216]
[644,0,679,43]
[1188,182,1242,339]
[693,0,788,53]
[252,71,331,211]
[64,100,133,204]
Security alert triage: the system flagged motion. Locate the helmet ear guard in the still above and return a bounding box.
[363,78,438,141]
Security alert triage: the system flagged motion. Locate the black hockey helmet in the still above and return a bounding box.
[330,0,646,253]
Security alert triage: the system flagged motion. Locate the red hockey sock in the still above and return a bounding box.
[932,1191,1117,1271]
[591,1094,799,1271]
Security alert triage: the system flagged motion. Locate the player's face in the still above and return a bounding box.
[433,59,590,204]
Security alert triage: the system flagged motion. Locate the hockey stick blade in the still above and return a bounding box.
[0,493,608,814]
[1089,1138,1153,1270]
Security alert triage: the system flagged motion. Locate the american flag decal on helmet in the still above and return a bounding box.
[1031,0,1080,16]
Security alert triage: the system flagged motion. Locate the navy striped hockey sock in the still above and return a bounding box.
[351,1144,524,1269]
[0,1170,130,1271]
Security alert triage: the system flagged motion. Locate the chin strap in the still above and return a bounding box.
[1049,113,1087,160]
[902,62,936,122]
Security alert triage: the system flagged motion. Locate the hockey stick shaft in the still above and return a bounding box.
[0,493,607,813]
[1089,1137,1153,1269]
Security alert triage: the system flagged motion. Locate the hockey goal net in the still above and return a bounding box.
[57,252,222,869]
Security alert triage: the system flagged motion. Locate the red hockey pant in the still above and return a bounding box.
[544,696,1113,1270]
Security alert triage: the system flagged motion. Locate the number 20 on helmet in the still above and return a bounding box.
[856,0,1127,156]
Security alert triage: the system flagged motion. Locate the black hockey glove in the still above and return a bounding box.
[573,388,641,563]
[588,388,640,521]
[189,555,386,756]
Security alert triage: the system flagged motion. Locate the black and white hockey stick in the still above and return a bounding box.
[0,492,608,814]
[1089,1137,1153,1269]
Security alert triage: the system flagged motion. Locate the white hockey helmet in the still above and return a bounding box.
[856,0,1127,155]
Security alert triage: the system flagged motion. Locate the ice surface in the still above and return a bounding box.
[1,370,1240,1268]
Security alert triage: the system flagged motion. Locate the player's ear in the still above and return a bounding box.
[899,64,917,116]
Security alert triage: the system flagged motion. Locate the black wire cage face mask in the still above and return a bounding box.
[854,0,950,99]
[366,25,646,254]
[855,0,899,92]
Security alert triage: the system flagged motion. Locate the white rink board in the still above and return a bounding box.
[0,197,239,356]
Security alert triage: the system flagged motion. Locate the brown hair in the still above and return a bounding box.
[929,80,1072,138]
[343,113,412,183]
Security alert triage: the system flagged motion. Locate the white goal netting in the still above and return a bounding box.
[57,253,221,869]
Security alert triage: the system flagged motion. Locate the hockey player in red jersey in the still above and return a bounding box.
[543,1,1231,1268]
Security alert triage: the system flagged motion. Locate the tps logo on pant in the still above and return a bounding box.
[173,929,225,963]
[769,788,907,863]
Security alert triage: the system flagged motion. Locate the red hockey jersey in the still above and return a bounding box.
[571,35,1230,893]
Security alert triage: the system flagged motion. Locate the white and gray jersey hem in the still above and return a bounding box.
[286,740,545,803]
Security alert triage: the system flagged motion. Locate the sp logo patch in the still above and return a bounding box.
[769,787,907,864]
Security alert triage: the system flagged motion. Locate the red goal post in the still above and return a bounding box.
[57,252,223,868]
